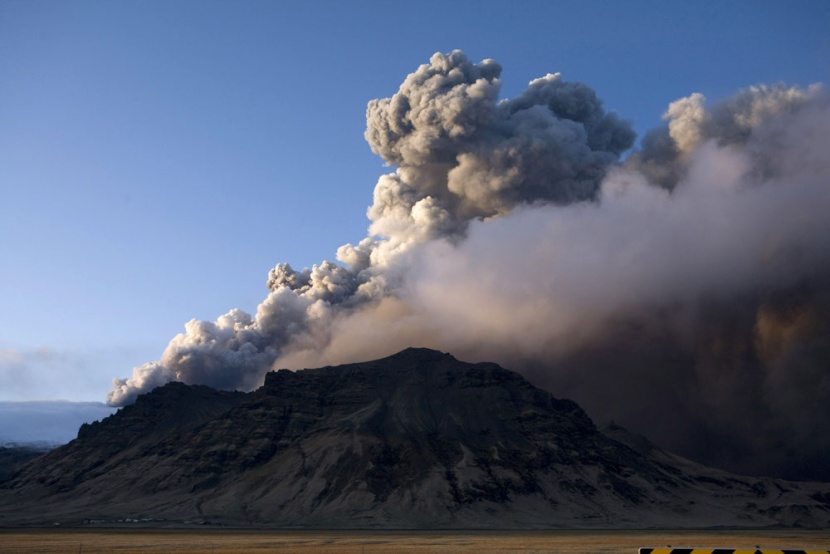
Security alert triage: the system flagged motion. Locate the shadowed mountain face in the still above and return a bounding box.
[1,348,829,528]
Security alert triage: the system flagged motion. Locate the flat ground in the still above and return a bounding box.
[1,529,829,554]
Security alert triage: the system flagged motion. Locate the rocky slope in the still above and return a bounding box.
[1,348,829,528]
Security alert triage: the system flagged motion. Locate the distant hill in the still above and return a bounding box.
[0,445,50,483]
[1,348,829,528]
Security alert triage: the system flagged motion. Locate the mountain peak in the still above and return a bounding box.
[381,346,455,361]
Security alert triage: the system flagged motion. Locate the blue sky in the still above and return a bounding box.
[2,0,829,403]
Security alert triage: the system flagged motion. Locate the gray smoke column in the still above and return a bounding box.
[108,50,634,404]
[108,51,830,481]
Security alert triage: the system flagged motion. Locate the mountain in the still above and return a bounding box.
[1,348,829,528]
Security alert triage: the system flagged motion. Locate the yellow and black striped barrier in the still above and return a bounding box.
[640,546,830,554]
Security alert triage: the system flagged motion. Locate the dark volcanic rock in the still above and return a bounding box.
[1,348,829,528]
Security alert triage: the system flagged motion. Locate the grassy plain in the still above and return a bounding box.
[1,529,830,554]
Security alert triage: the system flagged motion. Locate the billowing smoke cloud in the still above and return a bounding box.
[109,51,830,481]
[109,50,635,403]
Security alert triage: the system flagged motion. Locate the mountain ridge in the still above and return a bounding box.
[1,348,829,528]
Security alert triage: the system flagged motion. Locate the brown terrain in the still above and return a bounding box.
[2,529,830,554]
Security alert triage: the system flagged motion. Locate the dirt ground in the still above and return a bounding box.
[1,529,830,554]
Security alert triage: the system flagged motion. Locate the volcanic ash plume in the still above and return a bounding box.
[108,50,635,405]
[108,51,830,481]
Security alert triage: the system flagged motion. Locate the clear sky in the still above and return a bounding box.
[2,0,829,403]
